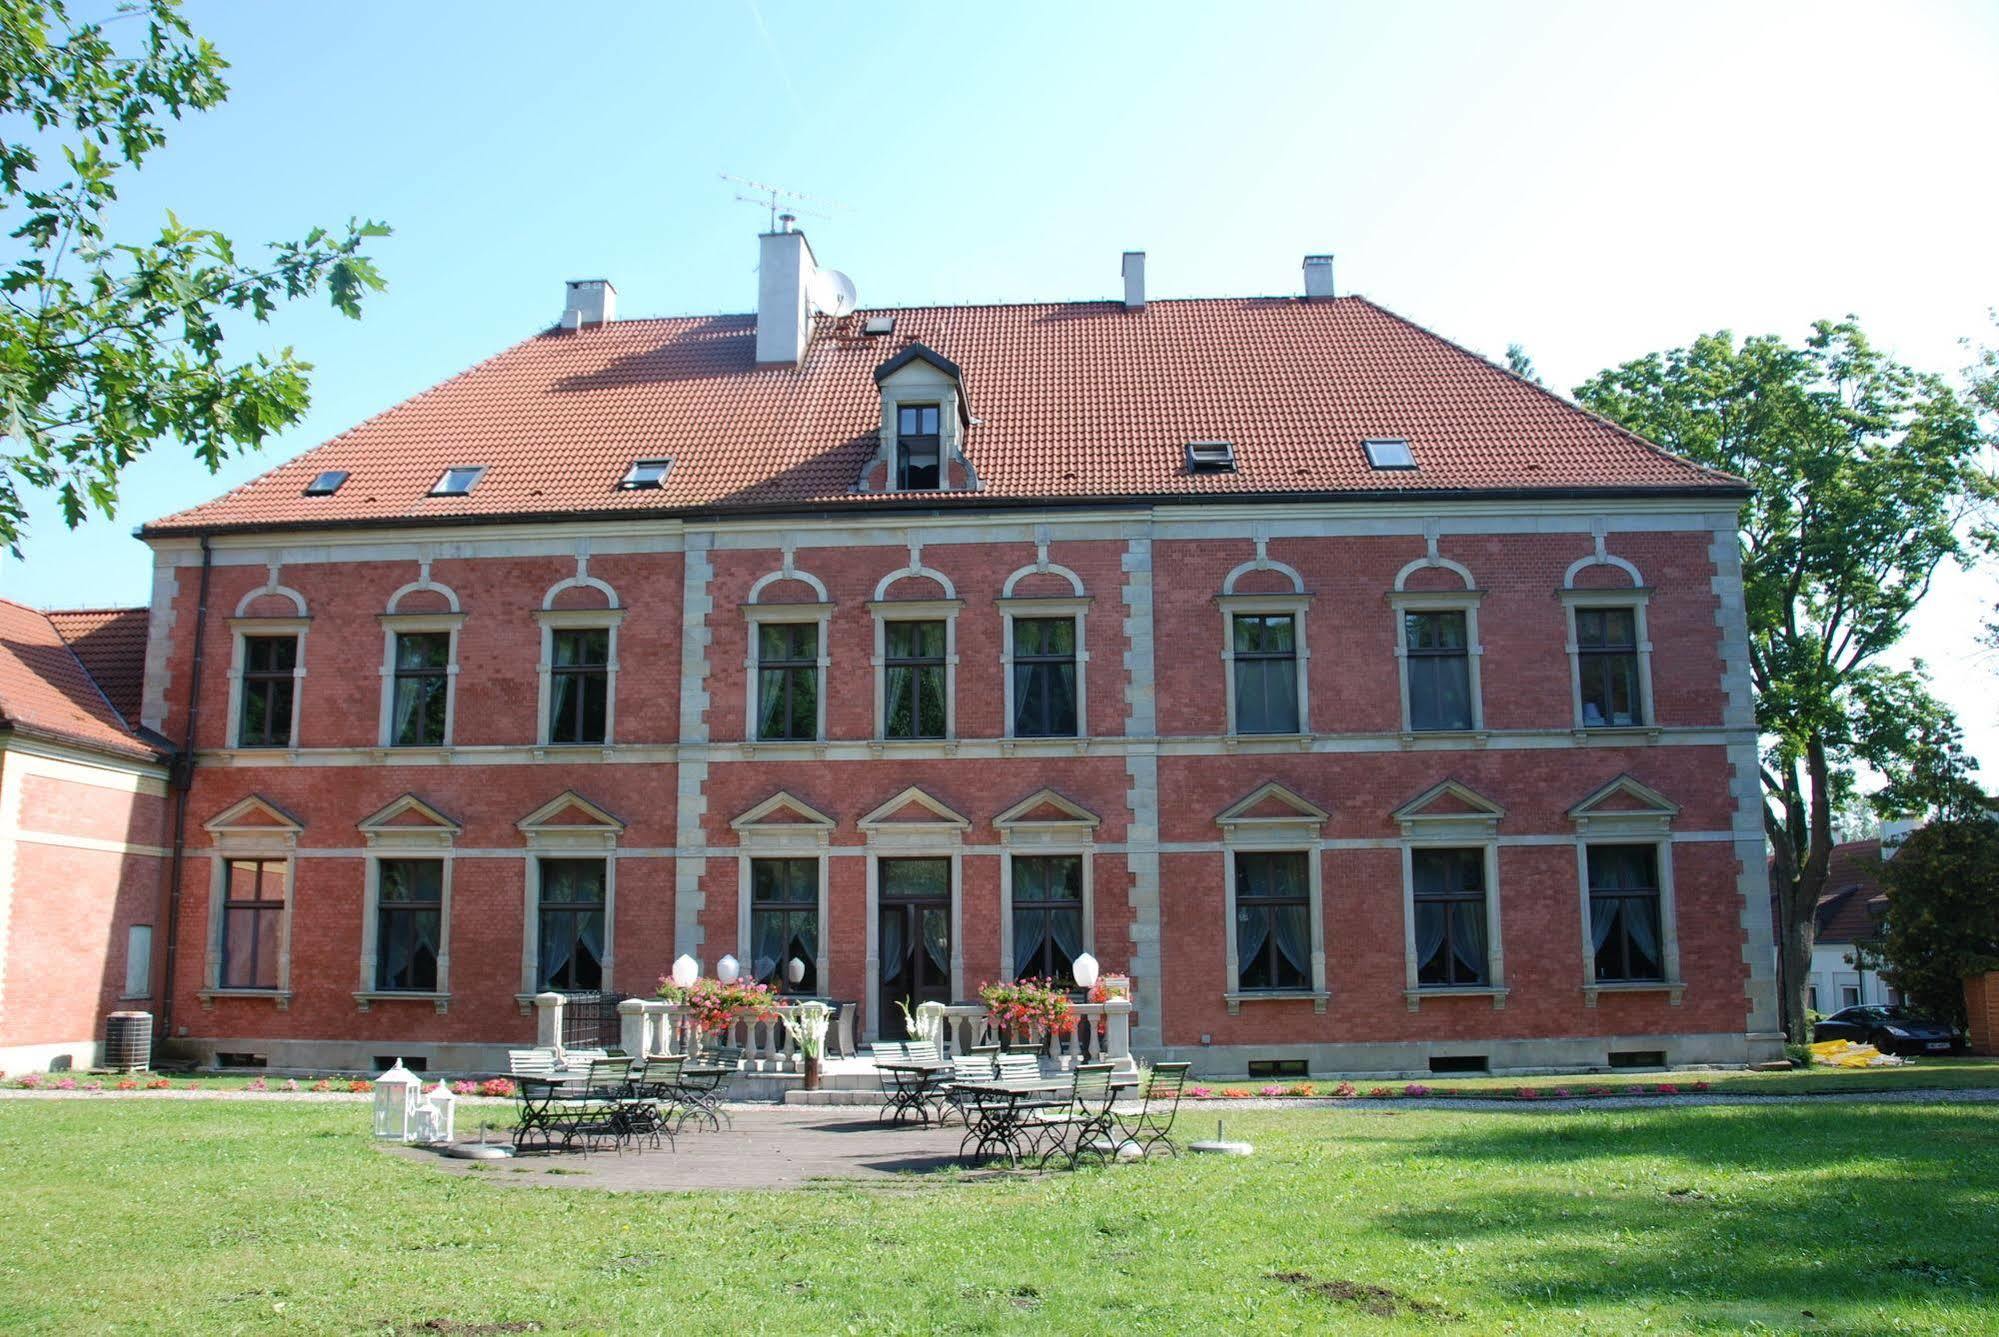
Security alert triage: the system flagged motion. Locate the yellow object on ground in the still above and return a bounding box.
[1809,1039,1910,1068]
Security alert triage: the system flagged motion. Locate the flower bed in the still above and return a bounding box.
[1167,1078,1716,1102]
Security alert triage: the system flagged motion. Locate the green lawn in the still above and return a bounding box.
[2,1098,1994,1333]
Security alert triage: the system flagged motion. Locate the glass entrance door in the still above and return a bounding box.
[879,857,952,1032]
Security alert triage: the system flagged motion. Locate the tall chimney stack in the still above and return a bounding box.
[1302,254,1335,300]
[757,224,819,366]
[561,279,617,329]
[1122,251,1146,310]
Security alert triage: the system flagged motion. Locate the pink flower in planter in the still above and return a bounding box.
[451,1080,478,1096]
[479,1078,516,1098]
[1259,1085,1286,1097]
[1331,1081,1357,1099]
[1188,1086,1213,1099]
[282,1078,300,1093]
[55,1077,77,1090]
[1515,1087,1540,1100]
[80,1079,103,1091]
[18,1074,43,1089]
[245,1076,268,1092]
[1403,1083,1432,1098]
[1654,1083,1679,1096]
[1551,1087,1574,1099]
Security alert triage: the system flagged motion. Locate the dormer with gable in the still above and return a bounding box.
[862,344,978,494]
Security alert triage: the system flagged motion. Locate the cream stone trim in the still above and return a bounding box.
[1216,782,1329,1012]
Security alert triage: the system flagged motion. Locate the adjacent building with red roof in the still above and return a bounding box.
[0,599,167,1072]
[95,230,1780,1076]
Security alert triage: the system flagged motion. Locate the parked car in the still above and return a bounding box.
[1812,1005,1962,1056]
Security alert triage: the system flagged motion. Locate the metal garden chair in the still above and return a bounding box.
[1109,1061,1191,1158]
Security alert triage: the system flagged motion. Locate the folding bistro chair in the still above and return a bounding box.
[619,1055,686,1150]
[548,1056,633,1154]
[1030,1062,1119,1169]
[1111,1062,1191,1158]
[941,1051,999,1126]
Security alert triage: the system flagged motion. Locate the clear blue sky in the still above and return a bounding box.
[5,1,1998,765]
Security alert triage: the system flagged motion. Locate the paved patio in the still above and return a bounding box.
[383,1105,982,1192]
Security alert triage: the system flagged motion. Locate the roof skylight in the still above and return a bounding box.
[1186,440,1237,473]
[429,466,485,497]
[1363,438,1415,470]
[619,459,672,490]
[862,315,896,336]
[303,470,349,496]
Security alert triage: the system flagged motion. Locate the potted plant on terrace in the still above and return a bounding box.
[782,1000,835,1090]
[656,975,780,1050]
[979,977,1077,1049]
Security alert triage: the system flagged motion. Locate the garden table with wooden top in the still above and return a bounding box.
[952,1073,1137,1167]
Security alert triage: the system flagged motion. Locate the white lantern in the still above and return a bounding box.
[417,1080,457,1144]
[787,956,806,985]
[372,1059,424,1142]
[717,954,741,984]
[1072,952,1101,990]
[671,954,699,989]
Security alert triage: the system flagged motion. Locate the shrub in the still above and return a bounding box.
[1365,1086,1395,1099]
[346,1079,372,1094]
[1784,1042,1815,1068]
[146,1078,170,1090]
[1654,1082,1680,1096]
[1221,1087,1251,1100]
[1286,1081,1317,1098]
[311,1078,333,1093]
[1331,1081,1357,1099]
[658,975,783,1033]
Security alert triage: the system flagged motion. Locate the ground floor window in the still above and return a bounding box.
[750,858,819,993]
[538,858,606,991]
[1412,847,1488,986]
[1011,854,1083,984]
[221,858,286,989]
[1586,844,1663,982]
[1233,851,1310,991]
[375,859,443,992]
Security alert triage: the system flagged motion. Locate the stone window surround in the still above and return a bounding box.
[1570,775,1684,1006]
[354,795,459,1013]
[1389,548,1487,739]
[1561,545,1657,736]
[1217,544,1312,741]
[859,787,970,1039]
[868,554,963,744]
[1217,782,1330,1013]
[376,612,465,751]
[515,792,625,1001]
[743,562,833,747]
[994,788,1101,983]
[729,791,835,993]
[999,592,1092,745]
[198,796,302,1009]
[1392,780,1508,1011]
[226,617,309,751]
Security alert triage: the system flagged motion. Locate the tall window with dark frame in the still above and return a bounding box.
[1576,607,1642,727]
[1587,844,1664,982]
[537,859,606,991]
[1011,617,1078,737]
[883,620,947,739]
[1412,847,1488,986]
[389,632,450,747]
[1404,610,1473,731]
[1232,613,1299,734]
[220,858,285,989]
[375,859,443,992]
[896,403,942,490]
[1012,855,1084,984]
[237,635,298,747]
[548,628,610,744]
[750,858,818,993]
[756,622,820,741]
[1233,851,1311,991]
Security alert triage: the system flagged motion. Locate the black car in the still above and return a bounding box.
[1812,1005,1962,1056]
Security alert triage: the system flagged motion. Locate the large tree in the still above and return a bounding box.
[1868,813,1999,1027]
[0,0,388,552]
[1576,319,1993,1043]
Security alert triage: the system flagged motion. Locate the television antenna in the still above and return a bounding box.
[720,173,848,232]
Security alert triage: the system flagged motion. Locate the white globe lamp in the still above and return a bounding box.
[1072,953,1101,991]
[717,954,741,985]
[670,954,699,990]
[787,956,806,986]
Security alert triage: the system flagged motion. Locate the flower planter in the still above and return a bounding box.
[803,1055,822,1091]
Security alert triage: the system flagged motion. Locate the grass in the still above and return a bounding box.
[1,1097,1995,1333]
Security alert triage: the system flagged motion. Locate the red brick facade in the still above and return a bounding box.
[139,516,1783,1076]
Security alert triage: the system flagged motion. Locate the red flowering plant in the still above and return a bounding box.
[978,977,1077,1044]
[657,976,780,1035]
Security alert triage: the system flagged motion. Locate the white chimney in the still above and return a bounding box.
[756,222,818,366]
[1122,251,1146,310]
[1302,254,1335,300]
[561,279,616,329]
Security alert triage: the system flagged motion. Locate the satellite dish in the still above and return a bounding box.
[809,268,859,317]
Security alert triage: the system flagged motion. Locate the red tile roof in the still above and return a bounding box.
[1768,838,1890,944]
[46,607,149,727]
[144,295,1743,535]
[0,600,161,761]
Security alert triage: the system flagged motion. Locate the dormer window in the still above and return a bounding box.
[303,470,349,496]
[897,404,941,490]
[430,466,484,497]
[1187,440,1237,473]
[618,459,672,490]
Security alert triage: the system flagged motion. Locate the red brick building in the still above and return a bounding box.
[121,236,1781,1075]
[0,601,167,1072]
